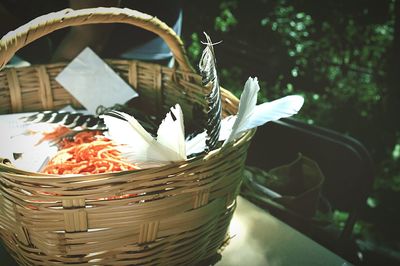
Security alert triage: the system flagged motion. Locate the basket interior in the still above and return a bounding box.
[0,59,238,126]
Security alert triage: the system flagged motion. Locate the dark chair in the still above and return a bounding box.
[242,117,375,262]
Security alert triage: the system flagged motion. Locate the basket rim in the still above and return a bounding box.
[0,128,256,180]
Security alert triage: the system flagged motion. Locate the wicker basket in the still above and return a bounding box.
[0,8,254,266]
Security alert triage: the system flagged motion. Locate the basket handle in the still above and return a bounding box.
[0,7,195,72]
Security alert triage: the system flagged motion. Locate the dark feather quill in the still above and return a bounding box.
[199,33,222,151]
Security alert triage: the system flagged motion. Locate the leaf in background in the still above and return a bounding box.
[199,32,222,151]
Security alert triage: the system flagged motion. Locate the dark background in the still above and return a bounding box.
[181,0,400,265]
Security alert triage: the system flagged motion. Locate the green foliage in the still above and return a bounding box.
[332,210,349,229]
[367,197,378,208]
[187,32,202,63]
[183,0,399,249]
[204,0,397,176]
[214,2,237,32]
[258,1,393,128]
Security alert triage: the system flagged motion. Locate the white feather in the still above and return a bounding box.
[186,130,207,156]
[102,112,153,148]
[243,95,304,131]
[224,77,259,145]
[185,78,305,154]
[101,105,187,164]
[185,115,236,156]
[219,115,236,141]
[157,104,186,161]
[223,77,304,145]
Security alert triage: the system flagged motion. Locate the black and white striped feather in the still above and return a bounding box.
[199,32,222,151]
[21,108,158,134]
[22,111,106,130]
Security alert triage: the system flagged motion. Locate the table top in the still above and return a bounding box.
[217,196,350,266]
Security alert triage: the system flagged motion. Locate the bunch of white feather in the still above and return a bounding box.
[101,77,304,168]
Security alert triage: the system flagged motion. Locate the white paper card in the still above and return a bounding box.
[56,47,138,114]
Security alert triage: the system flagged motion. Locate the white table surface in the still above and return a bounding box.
[217,196,350,266]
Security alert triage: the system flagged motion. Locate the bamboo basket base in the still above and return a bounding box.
[0,201,236,266]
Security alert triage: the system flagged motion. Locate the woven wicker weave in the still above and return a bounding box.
[0,8,254,266]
